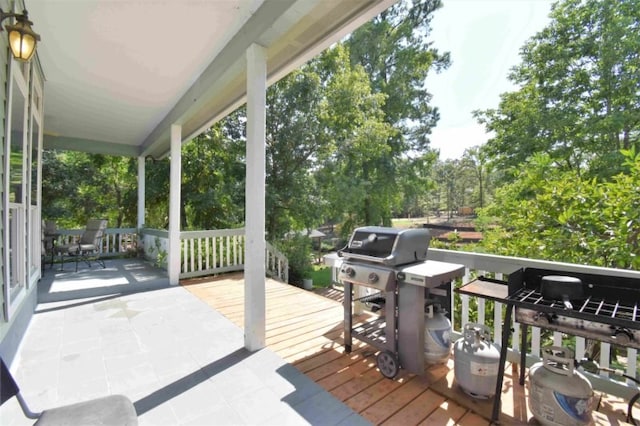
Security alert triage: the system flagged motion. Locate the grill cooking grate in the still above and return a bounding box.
[508,287,640,330]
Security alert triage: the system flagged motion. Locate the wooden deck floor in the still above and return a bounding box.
[181,273,636,425]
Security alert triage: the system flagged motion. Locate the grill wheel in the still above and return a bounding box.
[377,350,399,379]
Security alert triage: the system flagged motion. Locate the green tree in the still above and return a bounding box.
[460,146,493,209]
[431,160,459,219]
[347,0,450,149]
[265,66,327,238]
[479,150,640,269]
[42,151,137,228]
[182,117,246,231]
[337,0,448,228]
[315,45,397,236]
[476,0,640,179]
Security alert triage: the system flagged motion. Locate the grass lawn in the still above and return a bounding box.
[309,264,332,288]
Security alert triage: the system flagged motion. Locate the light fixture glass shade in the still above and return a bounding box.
[6,20,39,61]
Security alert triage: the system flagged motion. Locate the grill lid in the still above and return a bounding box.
[338,226,430,266]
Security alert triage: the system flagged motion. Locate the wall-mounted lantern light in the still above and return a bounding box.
[0,9,40,62]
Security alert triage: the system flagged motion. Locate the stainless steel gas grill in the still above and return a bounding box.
[338,226,464,378]
[457,267,640,423]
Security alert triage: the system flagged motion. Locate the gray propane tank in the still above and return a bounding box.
[424,304,451,364]
[453,323,500,399]
[528,346,594,426]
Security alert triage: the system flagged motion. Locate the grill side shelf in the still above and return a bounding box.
[456,277,508,302]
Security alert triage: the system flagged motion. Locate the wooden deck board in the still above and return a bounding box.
[181,274,635,425]
[419,400,469,425]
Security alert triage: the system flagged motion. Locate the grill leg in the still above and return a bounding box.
[492,303,514,424]
[520,324,528,385]
[344,281,352,353]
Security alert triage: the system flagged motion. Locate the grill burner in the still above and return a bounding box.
[506,268,640,348]
[511,287,639,327]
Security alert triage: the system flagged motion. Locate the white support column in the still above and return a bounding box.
[168,124,182,285]
[137,156,146,229]
[244,43,267,351]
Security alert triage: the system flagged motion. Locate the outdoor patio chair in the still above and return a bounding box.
[55,219,108,272]
[42,220,58,270]
[1,357,138,425]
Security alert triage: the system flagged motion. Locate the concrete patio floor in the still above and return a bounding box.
[1,259,367,425]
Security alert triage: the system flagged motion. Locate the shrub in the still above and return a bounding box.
[276,234,313,285]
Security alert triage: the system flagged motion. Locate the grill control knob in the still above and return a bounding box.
[534,312,551,325]
[368,272,379,283]
[345,267,356,278]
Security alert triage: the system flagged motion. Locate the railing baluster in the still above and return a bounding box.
[461,294,469,328]
[226,235,230,267]
[512,323,520,354]
[219,236,224,267]
[182,238,188,272]
[627,348,637,385]
[599,342,611,378]
[234,235,238,265]
[494,302,503,343]
[205,237,210,271]
[476,270,486,326]
[531,327,541,357]
[575,337,586,361]
[494,272,504,343]
[213,236,218,269]
[240,236,244,266]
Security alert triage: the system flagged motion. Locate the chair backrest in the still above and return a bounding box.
[79,219,108,246]
[0,358,20,406]
[44,220,57,235]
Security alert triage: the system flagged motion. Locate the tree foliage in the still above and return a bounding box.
[347,0,450,150]
[479,150,640,269]
[182,117,245,230]
[476,0,640,180]
[42,151,138,228]
[265,65,325,238]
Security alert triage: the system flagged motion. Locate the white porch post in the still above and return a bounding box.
[137,156,145,229]
[244,43,267,351]
[168,124,182,285]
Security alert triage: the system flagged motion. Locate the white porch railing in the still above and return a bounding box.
[138,228,288,282]
[179,229,245,278]
[326,248,640,401]
[265,241,289,283]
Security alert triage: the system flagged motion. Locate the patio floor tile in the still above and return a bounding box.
[1,259,366,425]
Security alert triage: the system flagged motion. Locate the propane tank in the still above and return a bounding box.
[453,323,501,399]
[424,304,452,364]
[528,346,594,426]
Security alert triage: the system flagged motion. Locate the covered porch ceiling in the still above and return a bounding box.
[29,0,396,159]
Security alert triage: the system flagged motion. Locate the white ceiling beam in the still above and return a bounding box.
[44,135,140,157]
